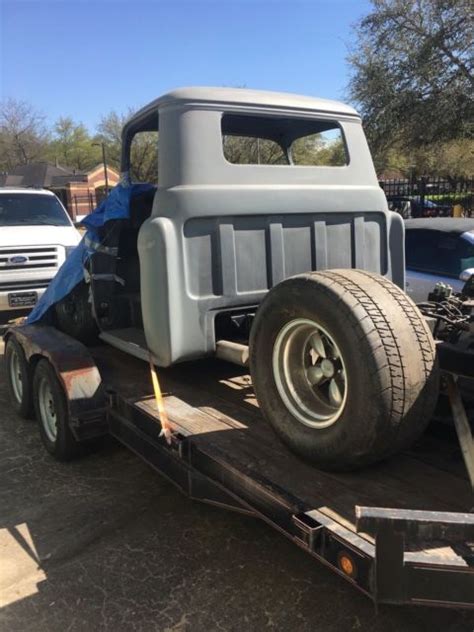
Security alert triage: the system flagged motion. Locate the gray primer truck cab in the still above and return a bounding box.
[124,88,405,365]
[53,88,437,471]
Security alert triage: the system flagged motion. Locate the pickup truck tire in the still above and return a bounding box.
[250,269,439,470]
[4,337,33,419]
[54,282,98,344]
[33,358,81,460]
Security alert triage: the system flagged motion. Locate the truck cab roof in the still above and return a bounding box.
[138,86,358,116]
[121,86,360,143]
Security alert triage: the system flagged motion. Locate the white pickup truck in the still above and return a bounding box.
[0,188,80,317]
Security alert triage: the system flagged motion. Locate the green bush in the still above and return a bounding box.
[425,193,472,203]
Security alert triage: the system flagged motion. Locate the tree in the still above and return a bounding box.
[374,138,474,177]
[0,98,49,171]
[96,110,158,183]
[95,111,123,169]
[49,117,100,171]
[348,0,474,165]
[291,134,346,166]
[223,135,287,164]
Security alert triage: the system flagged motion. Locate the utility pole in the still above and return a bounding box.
[92,142,109,196]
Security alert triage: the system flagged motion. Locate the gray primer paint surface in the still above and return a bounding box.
[132,88,404,366]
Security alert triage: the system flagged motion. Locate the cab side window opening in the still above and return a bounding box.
[130,131,159,184]
[97,120,159,332]
[221,113,348,166]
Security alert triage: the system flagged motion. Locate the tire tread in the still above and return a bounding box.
[250,269,439,470]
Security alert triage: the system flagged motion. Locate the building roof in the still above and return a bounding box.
[0,162,87,188]
[0,175,23,186]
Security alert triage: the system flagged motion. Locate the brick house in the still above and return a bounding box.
[0,162,120,220]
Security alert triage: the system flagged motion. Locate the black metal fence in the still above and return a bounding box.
[69,189,110,221]
[70,194,96,220]
[379,176,473,218]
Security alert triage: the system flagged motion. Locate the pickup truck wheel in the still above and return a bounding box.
[54,282,98,344]
[33,359,81,460]
[272,318,348,428]
[250,269,439,470]
[5,337,33,418]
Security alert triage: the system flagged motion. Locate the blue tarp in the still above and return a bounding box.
[26,183,155,324]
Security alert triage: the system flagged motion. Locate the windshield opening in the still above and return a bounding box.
[0,193,71,227]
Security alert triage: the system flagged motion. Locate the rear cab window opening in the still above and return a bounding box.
[221,113,348,167]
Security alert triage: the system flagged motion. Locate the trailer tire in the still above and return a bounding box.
[33,359,82,461]
[4,337,33,419]
[250,269,439,470]
[54,282,98,344]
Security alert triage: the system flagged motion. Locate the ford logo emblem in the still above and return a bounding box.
[8,255,28,265]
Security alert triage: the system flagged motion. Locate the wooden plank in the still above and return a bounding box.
[136,395,245,436]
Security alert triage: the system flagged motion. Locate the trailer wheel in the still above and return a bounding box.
[55,282,98,344]
[33,359,81,461]
[250,270,439,470]
[4,337,33,418]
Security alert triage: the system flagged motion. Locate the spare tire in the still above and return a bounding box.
[250,269,439,471]
[55,282,98,344]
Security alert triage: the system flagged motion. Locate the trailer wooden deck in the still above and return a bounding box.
[93,345,473,562]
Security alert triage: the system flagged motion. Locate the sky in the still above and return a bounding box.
[0,0,371,132]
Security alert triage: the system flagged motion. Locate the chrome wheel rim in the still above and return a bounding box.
[38,378,57,442]
[9,348,23,403]
[272,318,348,428]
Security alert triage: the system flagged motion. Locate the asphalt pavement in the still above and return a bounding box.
[1,339,473,632]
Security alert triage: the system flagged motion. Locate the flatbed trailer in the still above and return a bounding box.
[5,324,474,610]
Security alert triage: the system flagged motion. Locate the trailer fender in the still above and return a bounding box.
[5,325,106,440]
